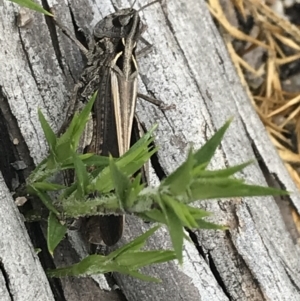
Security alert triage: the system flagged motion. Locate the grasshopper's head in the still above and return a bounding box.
[93,8,141,40]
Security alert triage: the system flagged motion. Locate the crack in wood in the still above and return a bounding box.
[41,0,66,75]
[27,223,67,301]
[66,4,89,51]
[0,86,33,182]
[187,229,231,298]
[206,251,231,299]
[240,118,300,243]
[0,261,14,301]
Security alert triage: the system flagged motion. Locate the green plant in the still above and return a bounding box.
[24,94,287,281]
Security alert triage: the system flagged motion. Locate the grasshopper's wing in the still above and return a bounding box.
[85,63,125,247]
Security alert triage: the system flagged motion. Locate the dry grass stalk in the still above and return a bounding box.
[208,0,300,189]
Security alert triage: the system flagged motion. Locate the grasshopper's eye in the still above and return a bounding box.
[114,14,133,27]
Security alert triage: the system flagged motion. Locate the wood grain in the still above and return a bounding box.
[0,0,300,300]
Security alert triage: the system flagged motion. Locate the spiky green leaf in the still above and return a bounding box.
[47,212,67,255]
[10,0,53,16]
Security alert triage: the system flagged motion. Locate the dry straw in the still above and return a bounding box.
[208,0,300,229]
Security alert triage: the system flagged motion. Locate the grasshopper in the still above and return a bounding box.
[57,1,163,247]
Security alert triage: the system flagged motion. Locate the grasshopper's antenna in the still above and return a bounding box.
[112,2,119,12]
[131,0,138,9]
[137,0,160,13]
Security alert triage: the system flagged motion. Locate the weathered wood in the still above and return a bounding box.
[0,173,55,301]
[1,0,300,300]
